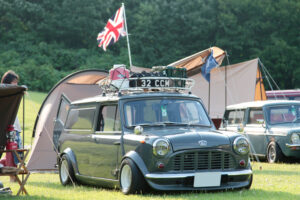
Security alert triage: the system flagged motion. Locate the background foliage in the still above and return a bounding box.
[0,0,299,91]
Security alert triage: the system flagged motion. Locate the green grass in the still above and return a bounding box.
[1,91,300,199]
[0,162,299,199]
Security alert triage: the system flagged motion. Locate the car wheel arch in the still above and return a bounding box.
[267,141,284,163]
[121,151,149,176]
[59,148,79,174]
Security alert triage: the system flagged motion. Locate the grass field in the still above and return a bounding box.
[1,91,300,199]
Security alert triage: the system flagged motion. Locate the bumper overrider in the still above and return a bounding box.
[145,169,253,191]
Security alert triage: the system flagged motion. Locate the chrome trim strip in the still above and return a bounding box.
[76,173,118,182]
[145,169,252,179]
[286,143,300,148]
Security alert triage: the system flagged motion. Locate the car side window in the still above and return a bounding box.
[227,110,244,125]
[65,107,96,130]
[98,105,121,132]
[247,109,264,124]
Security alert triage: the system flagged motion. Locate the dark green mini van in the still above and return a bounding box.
[55,76,252,194]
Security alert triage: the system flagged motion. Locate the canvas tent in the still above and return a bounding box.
[187,58,266,119]
[168,48,266,127]
[132,46,266,120]
[27,70,108,171]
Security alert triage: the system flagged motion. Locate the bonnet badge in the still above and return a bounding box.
[198,140,207,147]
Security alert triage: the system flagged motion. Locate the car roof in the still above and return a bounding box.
[71,92,198,105]
[226,100,300,110]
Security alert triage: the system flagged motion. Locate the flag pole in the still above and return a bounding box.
[122,3,133,70]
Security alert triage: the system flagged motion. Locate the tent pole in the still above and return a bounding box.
[22,92,25,191]
[225,61,227,108]
[259,68,263,100]
[208,80,210,115]
[225,51,230,108]
[22,93,25,149]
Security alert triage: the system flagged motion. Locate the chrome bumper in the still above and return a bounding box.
[286,143,300,149]
[145,169,252,179]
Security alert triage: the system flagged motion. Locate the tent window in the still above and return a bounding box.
[98,105,121,132]
[65,107,95,130]
[247,109,264,124]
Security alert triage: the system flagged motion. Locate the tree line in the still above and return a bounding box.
[0,0,299,92]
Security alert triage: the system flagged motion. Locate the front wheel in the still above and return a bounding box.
[119,158,147,194]
[244,174,253,189]
[59,154,76,186]
[267,141,283,163]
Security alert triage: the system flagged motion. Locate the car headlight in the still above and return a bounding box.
[233,137,250,155]
[291,133,300,144]
[153,139,171,156]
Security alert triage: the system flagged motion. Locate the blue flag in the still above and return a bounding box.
[201,50,218,82]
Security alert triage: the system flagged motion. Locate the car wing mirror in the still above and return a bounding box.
[134,125,143,135]
[237,124,244,133]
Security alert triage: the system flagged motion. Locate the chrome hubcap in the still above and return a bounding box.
[121,165,132,191]
[269,146,276,162]
[60,159,68,183]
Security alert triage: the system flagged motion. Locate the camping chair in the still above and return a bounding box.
[0,84,30,196]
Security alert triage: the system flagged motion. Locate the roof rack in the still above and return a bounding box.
[99,65,194,95]
[99,77,194,94]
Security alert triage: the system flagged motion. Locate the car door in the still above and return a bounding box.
[243,108,268,156]
[53,94,70,150]
[63,105,97,176]
[88,103,122,180]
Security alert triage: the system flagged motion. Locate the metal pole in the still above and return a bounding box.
[22,92,25,191]
[208,80,210,115]
[122,3,133,70]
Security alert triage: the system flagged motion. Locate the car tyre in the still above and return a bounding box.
[119,158,147,194]
[59,154,76,186]
[267,141,283,163]
[244,174,253,189]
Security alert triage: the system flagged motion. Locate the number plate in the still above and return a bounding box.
[139,79,170,87]
[193,172,221,187]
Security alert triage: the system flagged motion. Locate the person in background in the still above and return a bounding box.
[1,70,22,182]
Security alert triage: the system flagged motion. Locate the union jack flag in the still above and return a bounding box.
[97,6,126,51]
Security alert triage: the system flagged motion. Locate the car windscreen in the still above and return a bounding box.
[124,99,211,127]
[267,105,300,125]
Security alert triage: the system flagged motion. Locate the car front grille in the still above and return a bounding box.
[172,151,236,171]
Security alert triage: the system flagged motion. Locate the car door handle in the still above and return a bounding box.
[114,141,121,145]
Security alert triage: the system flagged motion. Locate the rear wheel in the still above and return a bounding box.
[119,158,147,194]
[267,141,283,163]
[59,155,76,185]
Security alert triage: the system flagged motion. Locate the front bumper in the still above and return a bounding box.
[145,169,252,191]
[286,143,300,149]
